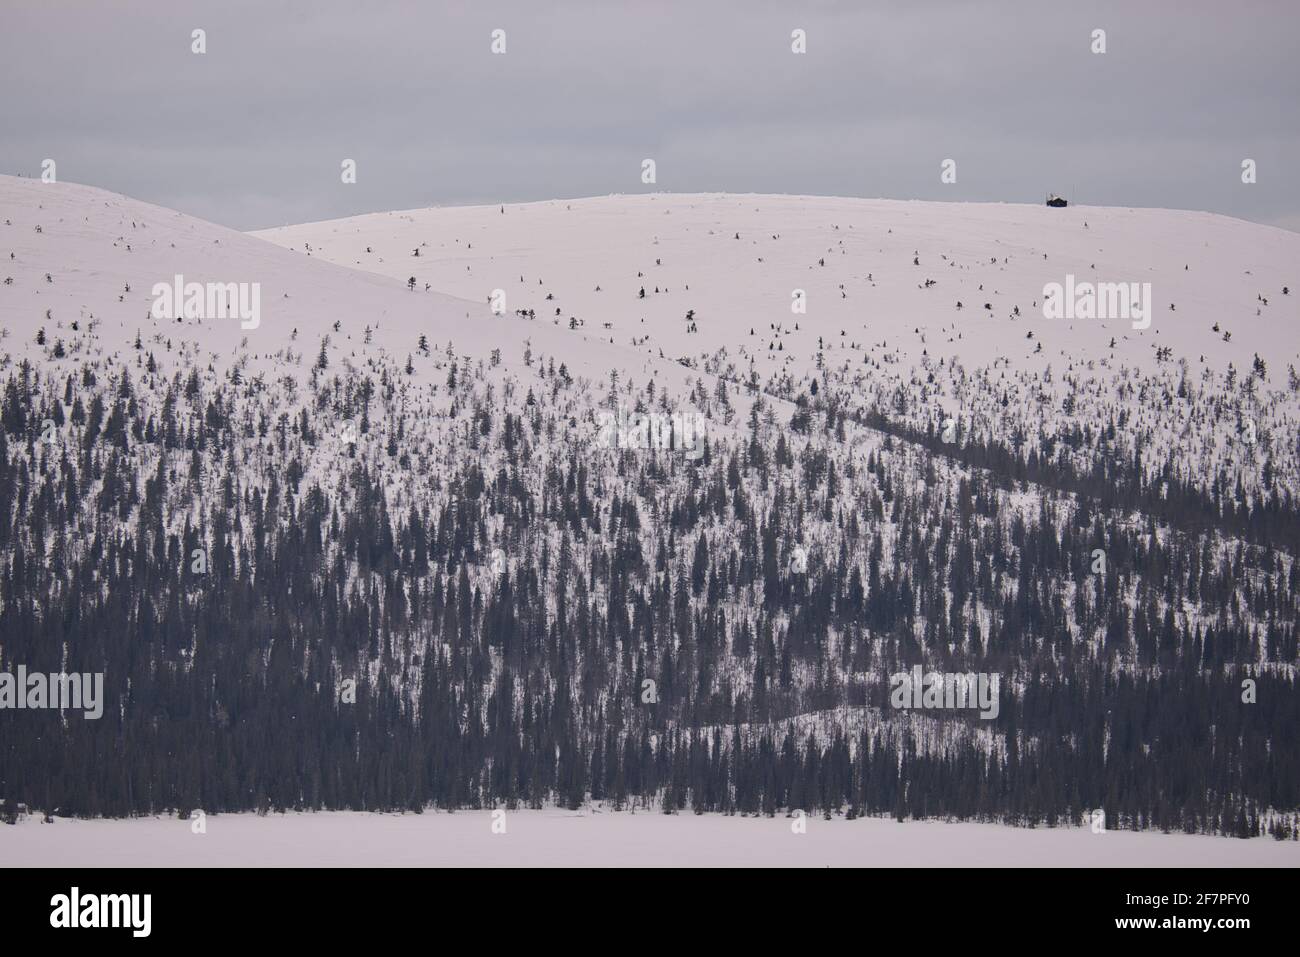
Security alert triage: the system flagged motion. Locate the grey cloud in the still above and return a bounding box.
[1,0,1294,231]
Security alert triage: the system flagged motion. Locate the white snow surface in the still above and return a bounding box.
[0,176,693,396]
[256,192,1300,382]
[3,809,1297,867]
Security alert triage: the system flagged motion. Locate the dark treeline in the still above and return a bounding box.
[860,406,1300,557]
[0,353,1296,840]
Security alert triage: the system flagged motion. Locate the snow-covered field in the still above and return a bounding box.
[3,811,1297,867]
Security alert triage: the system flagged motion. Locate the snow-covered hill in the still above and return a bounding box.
[6,178,1296,491]
[2,177,1297,837]
[257,192,1299,380]
[258,193,1300,500]
[0,176,697,400]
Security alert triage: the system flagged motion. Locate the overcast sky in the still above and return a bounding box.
[2,0,1296,232]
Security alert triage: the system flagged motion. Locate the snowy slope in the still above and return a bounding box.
[0,176,699,400]
[256,192,1300,381]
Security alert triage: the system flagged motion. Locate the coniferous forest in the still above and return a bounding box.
[1,339,1296,840]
